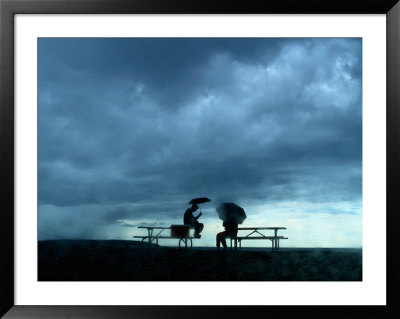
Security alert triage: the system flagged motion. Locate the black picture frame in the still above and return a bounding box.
[1,0,399,318]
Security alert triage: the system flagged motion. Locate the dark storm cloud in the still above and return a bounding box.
[38,38,308,111]
[38,38,362,219]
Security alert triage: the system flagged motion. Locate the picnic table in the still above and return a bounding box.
[229,227,288,251]
[133,226,196,248]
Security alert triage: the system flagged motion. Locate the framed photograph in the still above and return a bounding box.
[1,0,399,318]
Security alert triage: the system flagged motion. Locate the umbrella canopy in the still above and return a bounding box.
[188,197,211,205]
[216,203,247,224]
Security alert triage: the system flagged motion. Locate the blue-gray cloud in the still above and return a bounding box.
[38,38,362,234]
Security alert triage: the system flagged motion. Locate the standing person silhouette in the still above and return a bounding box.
[183,204,204,238]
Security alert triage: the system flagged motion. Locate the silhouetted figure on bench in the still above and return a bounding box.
[184,204,204,238]
[216,220,238,248]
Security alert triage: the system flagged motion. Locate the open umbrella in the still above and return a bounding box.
[216,203,247,224]
[188,197,211,205]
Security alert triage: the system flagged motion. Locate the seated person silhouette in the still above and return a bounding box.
[216,220,238,248]
[183,204,204,238]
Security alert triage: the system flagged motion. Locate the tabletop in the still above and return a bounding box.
[237,227,286,230]
[138,226,171,230]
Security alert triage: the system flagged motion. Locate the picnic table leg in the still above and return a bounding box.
[179,238,188,248]
[274,229,279,251]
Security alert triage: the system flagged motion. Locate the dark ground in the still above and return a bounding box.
[38,240,362,281]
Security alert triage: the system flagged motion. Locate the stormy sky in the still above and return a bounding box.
[38,38,362,247]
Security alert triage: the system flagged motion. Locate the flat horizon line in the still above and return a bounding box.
[38,239,362,250]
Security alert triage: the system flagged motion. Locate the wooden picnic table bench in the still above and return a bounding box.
[133,225,197,248]
[229,227,288,251]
